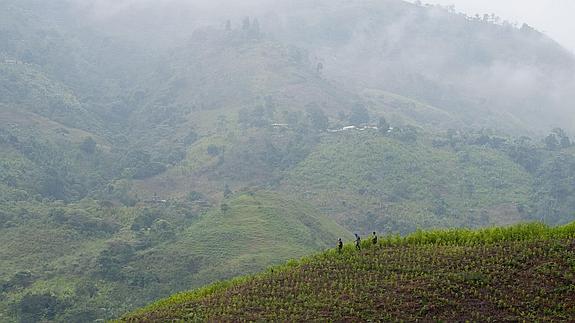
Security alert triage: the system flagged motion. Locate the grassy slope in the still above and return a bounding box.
[361,88,460,129]
[0,192,350,320]
[0,122,113,202]
[0,202,129,319]
[133,126,536,235]
[282,131,533,233]
[130,135,228,200]
[362,88,540,136]
[142,191,352,289]
[122,222,575,322]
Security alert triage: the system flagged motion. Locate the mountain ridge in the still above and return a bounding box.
[1,0,575,321]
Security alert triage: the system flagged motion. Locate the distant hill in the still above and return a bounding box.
[1,0,575,321]
[131,126,575,235]
[4,0,574,136]
[124,28,356,152]
[282,131,534,234]
[0,192,349,321]
[264,0,575,135]
[0,62,102,132]
[121,222,575,322]
[0,61,112,202]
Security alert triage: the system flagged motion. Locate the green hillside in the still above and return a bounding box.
[361,89,460,130]
[145,192,352,287]
[283,131,534,233]
[0,192,349,321]
[271,0,575,134]
[122,222,575,322]
[1,0,575,321]
[0,62,102,133]
[124,28,355,155]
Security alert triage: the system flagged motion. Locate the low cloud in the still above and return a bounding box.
[415,0,575,53]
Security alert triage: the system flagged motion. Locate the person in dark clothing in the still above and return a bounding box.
[338,238,343,252]
[372,232,378,245]
[355,233,361,250]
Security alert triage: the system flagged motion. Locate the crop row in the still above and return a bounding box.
[123,222,575,321]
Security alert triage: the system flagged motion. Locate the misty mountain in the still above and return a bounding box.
[263,0,575,134]
[3,0,575,135]
[1,0,575,321]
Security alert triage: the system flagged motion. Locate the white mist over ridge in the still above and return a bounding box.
[5,0,575,134]
[75,0,575,56]
[416,0,575,54]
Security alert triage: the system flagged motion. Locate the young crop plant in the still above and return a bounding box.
[121,222,575,322]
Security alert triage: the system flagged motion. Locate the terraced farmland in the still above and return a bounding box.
[123,222,575,322]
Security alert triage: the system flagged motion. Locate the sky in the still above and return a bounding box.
[415,0,575,53]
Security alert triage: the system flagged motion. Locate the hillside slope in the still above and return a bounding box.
[282,131,534,233]
[266,0,575,134]
[148,192,352,288]
[0,61,103,132]
[0,192,350,321]
[122,222,575,322]
[1,0,575,321]
[124,27,355,154]
[3,0,575,136]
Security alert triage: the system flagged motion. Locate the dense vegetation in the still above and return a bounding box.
[283,129,575,233]
[122,222,575,321]
[0,192,348,322]
[0,0,574,321]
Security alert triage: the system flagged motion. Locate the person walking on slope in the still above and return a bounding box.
[355,233,361,250]
[338,238,343,253]
[372,232,378,246]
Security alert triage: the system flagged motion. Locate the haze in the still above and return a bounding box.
[1,0,575,321]
[419,0,575,53]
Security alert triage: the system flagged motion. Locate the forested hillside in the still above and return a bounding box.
[0,0,574,321]
[266,0,575,134]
